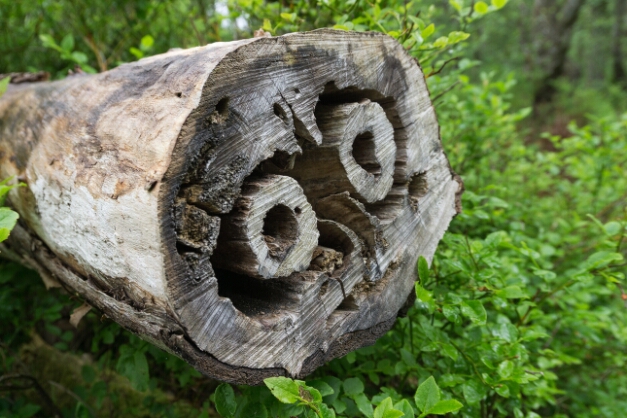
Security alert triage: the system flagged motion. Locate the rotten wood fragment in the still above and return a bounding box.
[0,30,462,384]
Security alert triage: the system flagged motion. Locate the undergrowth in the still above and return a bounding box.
[1,1,626,417]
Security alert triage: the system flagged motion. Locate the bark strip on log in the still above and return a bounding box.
[0,29,462,384]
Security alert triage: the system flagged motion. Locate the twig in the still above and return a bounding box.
[464,235,480,271]
[426,57,461,78]
[432,81,461,105]
[49,380,97,417]
[189,15,206,46]
[0,374,62,417]
[449,341,490,386]
[83,34,107,72]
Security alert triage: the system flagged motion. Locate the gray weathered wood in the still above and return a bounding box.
[0,29,462,384]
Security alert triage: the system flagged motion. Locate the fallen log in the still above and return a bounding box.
[0,29,463,384]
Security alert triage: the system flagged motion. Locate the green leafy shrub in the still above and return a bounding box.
[0,178,20,243]
[2,1,627,417]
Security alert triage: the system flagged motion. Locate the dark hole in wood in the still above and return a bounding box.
[408,171,428,199]
[408,171,428,211]
[317,223,351,259]
[316,84,412,222]
[352,131,382,177]
[294,206,302,215]
[263,204,298,258]
[311,221,352,279]
[294,87,300,95]
[176,241,198,254]
[175,92,182,98]
[336,294,359,311]
[273,103,289,124]
[216,97,229,115]
[364,184,406,221]
[147,180,158,192]
[320,280,330,296]
[269,150,294,170]
[207,97,230,125]
[215,268,298,317]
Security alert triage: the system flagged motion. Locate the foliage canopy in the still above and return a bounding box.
[1,1,626,417]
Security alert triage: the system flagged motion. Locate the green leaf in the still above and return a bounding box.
[495,384,510,397]
[432,37,448,48]
[343,377,365,396]
[81,365,96,383]
[321,376,342,402]
[39,34,62,51]
[441,343,458,361]
[0,207,19,242]
[262,18,273,32]
[493,323,519,343]
[415,284,435,313]
[474,1,489,14]
[298,384,322,403]
[374,397,391,418]
[240,402,268,418]
[264,377,301,404]
[71,51,88,64]
[17,403,40,418]
[0,76,9,97]
[130,47,144,59]
[491,0,508,8]
[307,379,334,397]
[461,300,487,325]
[353,392,374,418]
[414,376,440,413]
[497,360,514,379]
[417,256,429,283]
[462,380,487,405]
[60,34,74,51]
[319,404,337,418]
[332,398,347,414]
[116,346,149,392]
[449,0,462,12]
[496,285,526,299]
[603,221,623,236]
[131,351,149,391]
[140,35,154,50]
[428,399,463,415]
[374,397,404,418]
[400,348,417,368]
[214,384,237,418]
[583,251,623,270]
[280,12,296,22]
[393,399,414,418]
[420,24,435,39]
[442,304,461,324]
[448,31,470,44]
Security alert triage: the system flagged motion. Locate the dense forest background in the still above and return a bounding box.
[1,0,626,417]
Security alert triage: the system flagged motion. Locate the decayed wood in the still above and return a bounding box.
[284,100,397,203]
[212,174,319,278]
[0,29,462,384]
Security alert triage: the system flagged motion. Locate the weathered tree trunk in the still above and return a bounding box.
[532,0,585,108]
[0,30,462,384]
[612,0,626,86]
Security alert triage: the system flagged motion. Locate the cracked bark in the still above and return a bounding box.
[0,30,462,384]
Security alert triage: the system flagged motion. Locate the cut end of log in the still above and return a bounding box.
[0,29,462,384]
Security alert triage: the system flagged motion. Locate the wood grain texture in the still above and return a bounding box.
[0,29,462,384]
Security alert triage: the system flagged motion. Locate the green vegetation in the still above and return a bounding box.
[1,0,626,417]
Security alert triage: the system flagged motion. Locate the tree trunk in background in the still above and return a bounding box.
[532,0,586,109]
[0,30,462,384]
[612,0,626,85]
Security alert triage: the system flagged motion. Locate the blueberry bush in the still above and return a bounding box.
[1,1,626,417]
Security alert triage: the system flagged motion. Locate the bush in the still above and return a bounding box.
[1,1,626,417]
